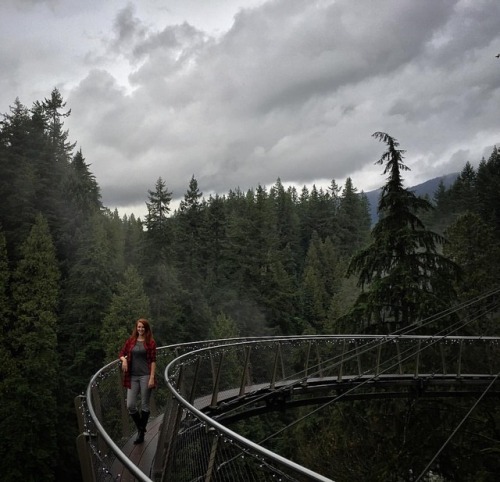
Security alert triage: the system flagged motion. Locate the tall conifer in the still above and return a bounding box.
[5,214,60,481]
[347,132,459,331]
[101,265,150,360]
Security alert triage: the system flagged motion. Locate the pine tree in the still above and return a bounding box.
[101,265,150,360]
[337,177,371,257]
[269,179,301,274]
[60,213,114,386]
[444,212,500,329]
[30,90,75,262]
[171,177,212,342]
[476,147,500,236]
[0,230,14,460]
[145,176,173,251]
[3,214,60,481]
[64,149,102,217]
[0,98,38,255]
[203,193,228,289]
[58,149,103,265]
[123,213,146,269]
[41,88,75,163]
[298,184,336,251]
[300,233,341,333]
[144,200,182,341]
[175,175,204,288]
[346,132,459,331]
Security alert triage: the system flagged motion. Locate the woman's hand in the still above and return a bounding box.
[148,376,155,388]
[121,358,128,373]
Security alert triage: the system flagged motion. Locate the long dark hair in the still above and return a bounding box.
[130,318,154,344]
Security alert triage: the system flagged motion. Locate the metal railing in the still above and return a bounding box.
[76,338,279,481]
[77,335,500,482]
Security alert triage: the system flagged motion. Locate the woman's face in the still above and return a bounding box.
[137,322,145,335]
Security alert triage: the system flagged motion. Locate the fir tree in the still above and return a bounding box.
[60,213,114,386]
[0,230,14,465]
[101,265,150,360]
[145,176,173,252]
[476,147,500,236]
[337,177,371,257]
[0,99,38,255]
[4,214,60,481]
[346,132,459,331]
[175,175,204,288]
[444,211,500,330]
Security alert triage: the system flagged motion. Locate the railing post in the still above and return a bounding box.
[375,342,382,378]
[76,433,96,482]
[356,341,362,376]
[239,346,252,397]
[457,339,463,378]
[440,343,447,376]
[74,395,96,482]
[210,351,225,408]
[117,368,128,438]
[338,340,346,382]
[396,340,403,375]
[157,365,186,482]
[316,342,324,379]
[270,342,282,389]
[188,356,202,404]
[204,430,219,482]
[90,383,107,456]
[304,341,312,378]
[414,339,421,378]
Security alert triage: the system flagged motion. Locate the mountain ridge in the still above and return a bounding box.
[363,172,459,224]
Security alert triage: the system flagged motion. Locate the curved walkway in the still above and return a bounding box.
[77,335,500,482]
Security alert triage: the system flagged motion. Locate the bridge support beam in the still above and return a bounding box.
[204,430,219,482]
[154,366,186,482]
[74,395,96,482]
[239,346,252,397]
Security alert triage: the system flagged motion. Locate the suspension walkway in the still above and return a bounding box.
[76,332,500,481]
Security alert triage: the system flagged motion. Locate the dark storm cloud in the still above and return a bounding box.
[3,0,500,216]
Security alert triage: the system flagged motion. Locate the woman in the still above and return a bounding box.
[119,318,157,444]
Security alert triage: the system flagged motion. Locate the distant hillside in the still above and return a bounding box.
[363,172,459,224]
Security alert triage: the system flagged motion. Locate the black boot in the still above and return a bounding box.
[130,412,145,444]
[140,410,150,433]
[134,429,145,445]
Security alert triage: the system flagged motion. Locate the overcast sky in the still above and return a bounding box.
[2,0,500,218]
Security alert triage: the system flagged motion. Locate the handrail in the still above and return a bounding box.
[81,335,500,481]
[86,358,152,482]
[165,339,338,482]
[82,337,281,481]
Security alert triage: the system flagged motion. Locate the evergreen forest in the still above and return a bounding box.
[0,90,499,481]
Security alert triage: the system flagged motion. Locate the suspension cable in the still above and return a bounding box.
[414,372,500,482]
[212,290,500,421]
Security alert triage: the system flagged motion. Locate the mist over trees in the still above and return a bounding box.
[0,91,499,480]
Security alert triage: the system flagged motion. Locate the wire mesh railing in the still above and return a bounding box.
[75,338,272,482]
[160,335,500,482]
[77,335,500,482]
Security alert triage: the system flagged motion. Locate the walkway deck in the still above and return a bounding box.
[110,414,163,481]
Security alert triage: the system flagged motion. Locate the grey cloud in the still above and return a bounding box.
[425,0,500,67]
[188,0,458,117]
[110,3,148,54]
[448,149,471,170]
[5,0,57,7]
[53,0,500,213]
[133,22,206,57]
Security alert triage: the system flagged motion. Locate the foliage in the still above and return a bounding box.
[101,265,150,360]
[0,92,499,480]
[346,132,460,332]
[2,214,60,481]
